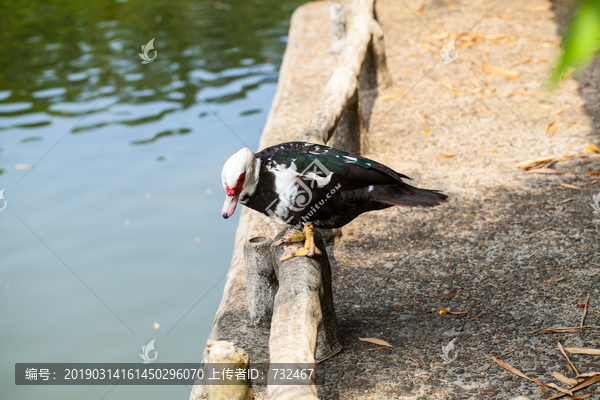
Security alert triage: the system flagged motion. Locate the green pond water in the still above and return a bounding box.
[0,0,302,398]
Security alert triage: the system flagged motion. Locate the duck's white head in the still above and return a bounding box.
[221,147,259,219]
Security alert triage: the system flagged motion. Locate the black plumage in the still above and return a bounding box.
[240,142,447,229]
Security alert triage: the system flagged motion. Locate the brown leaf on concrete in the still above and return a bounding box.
[553,371,579,386]
[548,383,573,396]
[559,183,582,190]
[511,156,569,170]
[581,294,590,328]
[565,347,600,356]
[578,372,600,377]
[438,79,454,90]
[587,143,600,152]
[529,327,600,334]
[380,92,405,100]
[359,338,393,347]
[542,275,571,284]
[546,374,600,400]
[508,90,536,97]
[546,120,561,137]
[528,168,573,174]
[558,341,580,376]
[569,394,593,399]
[470,312,485,321]
[482,62,520,76]
[365,346,388,351]
[490,356,552,391]
[553,197,575,204]
[414,111,426,124]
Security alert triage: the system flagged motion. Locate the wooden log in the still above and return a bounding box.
[267,231,341,400]
[296,66,358,146]
[329,85,367,154]
[190,1,391,398]
[296,0,390,147]
[264,3,387,399]
[189,340,255,400]
[368,19,392,90]
[244,236,278,327]
[329,2,346,54]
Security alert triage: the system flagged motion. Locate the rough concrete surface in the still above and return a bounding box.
[194,0,600,399]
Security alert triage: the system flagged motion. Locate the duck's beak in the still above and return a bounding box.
[222,195,239,219]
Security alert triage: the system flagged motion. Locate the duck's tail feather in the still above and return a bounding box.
[374,184,448,208]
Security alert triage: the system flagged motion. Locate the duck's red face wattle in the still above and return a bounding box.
[222,171,246,219]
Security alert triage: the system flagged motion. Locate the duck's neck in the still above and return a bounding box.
[240,158,261,204]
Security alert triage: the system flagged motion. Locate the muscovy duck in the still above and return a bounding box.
[221,142,448,260]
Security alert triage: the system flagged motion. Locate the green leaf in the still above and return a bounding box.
[549,0,600,89]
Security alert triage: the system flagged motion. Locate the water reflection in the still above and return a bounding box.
[1,1,302,399]
[0,0,295,137]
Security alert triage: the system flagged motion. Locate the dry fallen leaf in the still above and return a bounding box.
[380,93,405,100]
[438,79,455,90]
[482,62,520,76]
[415,111,426,124]
[511,156,567,170]
[358,338,393,348]
[508,90,536,97]
[579,372,600,377]
[587,143,600,153]
[528,168,573,174]
[546,120,561,137]
[565,347,600,356]
[509,57,546,67]
[569,394,594,399]
[548,382,574,396]
[543,275,571,284]
[491,356,552,391]
[546,374,600,400]
[525,5,549,11]
[558,341,580,376]
[559,183,582,190]
[470,312,485,321]
[529,327,600,335]
[553,197,575,205]
[553,371,579,386]
[550,109,565,116]
[585,171,600,175]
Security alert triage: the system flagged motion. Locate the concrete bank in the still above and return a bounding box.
[192,0,600,399]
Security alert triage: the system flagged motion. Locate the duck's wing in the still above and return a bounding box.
[257,141,410,191]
